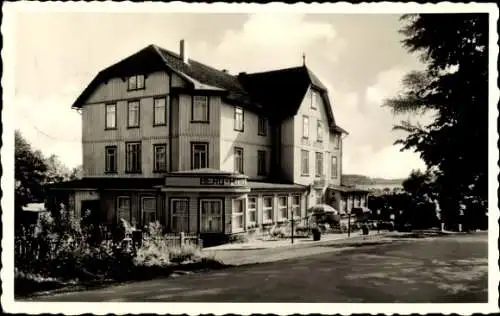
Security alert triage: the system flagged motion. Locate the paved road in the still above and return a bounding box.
[34,233,488,303]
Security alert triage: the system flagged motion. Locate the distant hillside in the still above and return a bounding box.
[342,174,404,187]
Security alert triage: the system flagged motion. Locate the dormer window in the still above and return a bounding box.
[128,75,145,91]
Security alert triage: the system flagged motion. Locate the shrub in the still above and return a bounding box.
[269,225,286,239]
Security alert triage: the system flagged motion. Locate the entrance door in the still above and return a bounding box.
[199,199,223,233]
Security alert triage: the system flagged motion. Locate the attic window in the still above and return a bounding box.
[128,75,145,91]
[311,90,319,110]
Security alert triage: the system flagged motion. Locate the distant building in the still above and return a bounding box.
[49,40,367,239]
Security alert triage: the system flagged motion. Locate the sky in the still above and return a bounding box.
[12,9,430,179]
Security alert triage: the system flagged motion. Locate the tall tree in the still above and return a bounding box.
[384,14,488,224]
[15,130,49,207]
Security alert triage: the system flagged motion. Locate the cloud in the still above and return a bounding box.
[365,67,408,106]
[14,83,82,168]
[205,13,345,73]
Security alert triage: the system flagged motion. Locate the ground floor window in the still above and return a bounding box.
[142,197,157,227]
[278,196,288,221]
[117,196,131,223]
[263,196,273,223]
[171,198,189,232]
[232,198,245,230]
[248,196,257,224]
[200,199,223,233]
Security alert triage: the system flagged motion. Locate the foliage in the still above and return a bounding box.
[15,131,77,229]
[384,14,488,224]
[15,209,209,288]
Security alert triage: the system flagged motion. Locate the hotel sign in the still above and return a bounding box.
[200,176,247,186]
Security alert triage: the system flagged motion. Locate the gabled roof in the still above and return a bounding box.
[72,44,347,133]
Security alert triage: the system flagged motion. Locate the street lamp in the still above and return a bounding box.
[291,210,295,244]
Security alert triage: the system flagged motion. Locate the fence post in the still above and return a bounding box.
[180,231,185,246]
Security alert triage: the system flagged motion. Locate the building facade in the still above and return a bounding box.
[50,41,367,240]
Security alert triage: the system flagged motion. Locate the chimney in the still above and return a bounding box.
[180,39,188,64]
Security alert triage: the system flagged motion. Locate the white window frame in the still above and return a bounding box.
[153,144,167,172]
[301,150,309,176]
[278,196,288,221]
[331,156,338,179]
[170,198,189,233]
[141,196,157,227]
[234,147,244,174]
[105,103,116,129]
[200,199,223,233]
[232,198,245,231]
[192,96,209,122]
[128,74,145,91]
[128,100,140,128]
[234,107,244,131]
[311,90,317,109]
[153,97,167,126]
[263,196,274,223]
[317,121,323,142]
[302,115,309,139]
[315,152,323,177]
[334,133,340,149]
[247,196,257,225]
[191,143,208,169]
[116,196,131,224]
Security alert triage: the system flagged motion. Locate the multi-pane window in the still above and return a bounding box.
[117,196,131,223]
[317,121,323,142]
[248,197,257,224]
[263,197,273,223]
[128,101,140,128]
[233,147,244,174]
[331,156,338,179]
[142,197,157,227]
[153,144,167,172]
[105,146,117,173]
[232,198,245,230]
[153,97,167,126]
[301,150,309,175]
[258,116,267,136]
[126,142,141,173]
[191,143,208,169]
[171,199,189,232]
[105,104,116,129]
[302,115,309,138]
[192,96,209,122]
[278,196,288,221]
[315,152,323,177]
[234,107,244,131]
[292,195,301,219]
[128,75,145,91]
[200,199,223,233]
[257,150,266,176]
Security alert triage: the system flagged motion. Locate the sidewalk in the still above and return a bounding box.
[204,231,401,266]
